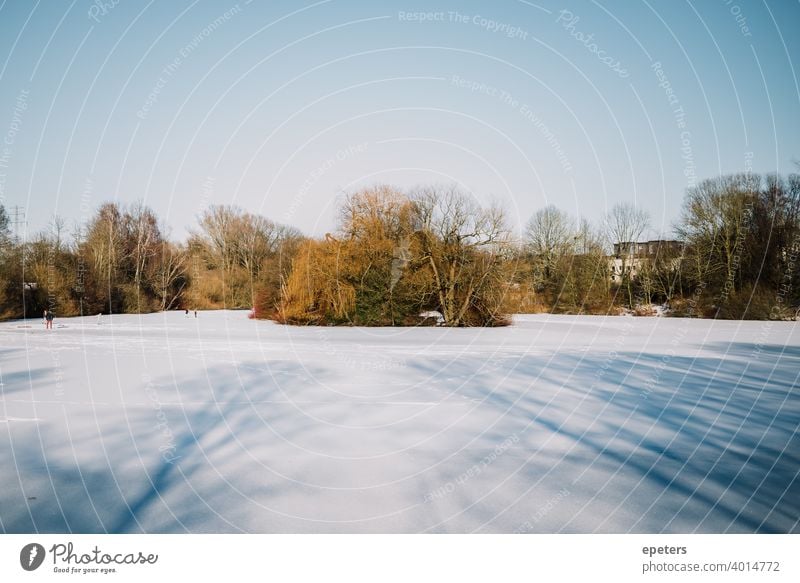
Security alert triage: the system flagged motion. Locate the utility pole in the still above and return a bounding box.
[10,205,26,243]
[10,206,29,318]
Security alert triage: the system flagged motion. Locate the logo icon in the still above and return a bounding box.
[20,543,46,571]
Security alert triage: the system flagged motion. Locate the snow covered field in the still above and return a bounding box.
[0,310,797,533]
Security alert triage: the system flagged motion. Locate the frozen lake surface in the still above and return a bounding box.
[0,310,798,533]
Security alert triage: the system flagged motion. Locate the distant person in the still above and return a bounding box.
[45,309,54,330]
[97,312,102,325]
[43,309,48,328]
[194,310,197,318]
[185,309,189,318]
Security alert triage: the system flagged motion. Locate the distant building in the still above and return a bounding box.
[609,240,683,283]
[613,239,682,257]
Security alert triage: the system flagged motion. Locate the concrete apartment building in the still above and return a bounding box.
[610,240,683,283]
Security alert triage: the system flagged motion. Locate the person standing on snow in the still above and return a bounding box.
[45,309,54,330]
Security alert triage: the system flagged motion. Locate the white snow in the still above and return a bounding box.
[0,310,798,533]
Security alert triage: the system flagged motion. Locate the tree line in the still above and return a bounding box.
[0,171,798,325]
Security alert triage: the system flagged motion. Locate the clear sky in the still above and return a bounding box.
[0,0,798,241]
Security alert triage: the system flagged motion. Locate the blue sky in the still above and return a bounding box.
[0,0,798,240]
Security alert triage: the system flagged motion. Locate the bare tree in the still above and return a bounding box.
[192,205,304,309]
[85,202,125,289]
[48,215,66,251]
[155,241,187,311]
[413,185,510,326]
[561,218,612,311]
[605,202,650,253]
[125,202,162,294]
[235,213,301,306]
[525,205,576,285]
[195,205,241,275]
[676,174,757,299]
[604,202,650,305]
[0,204,9,248]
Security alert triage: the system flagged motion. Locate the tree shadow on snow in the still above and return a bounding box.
[0,360,330,533]
[1,343,797,533]
[407,341,799,533]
